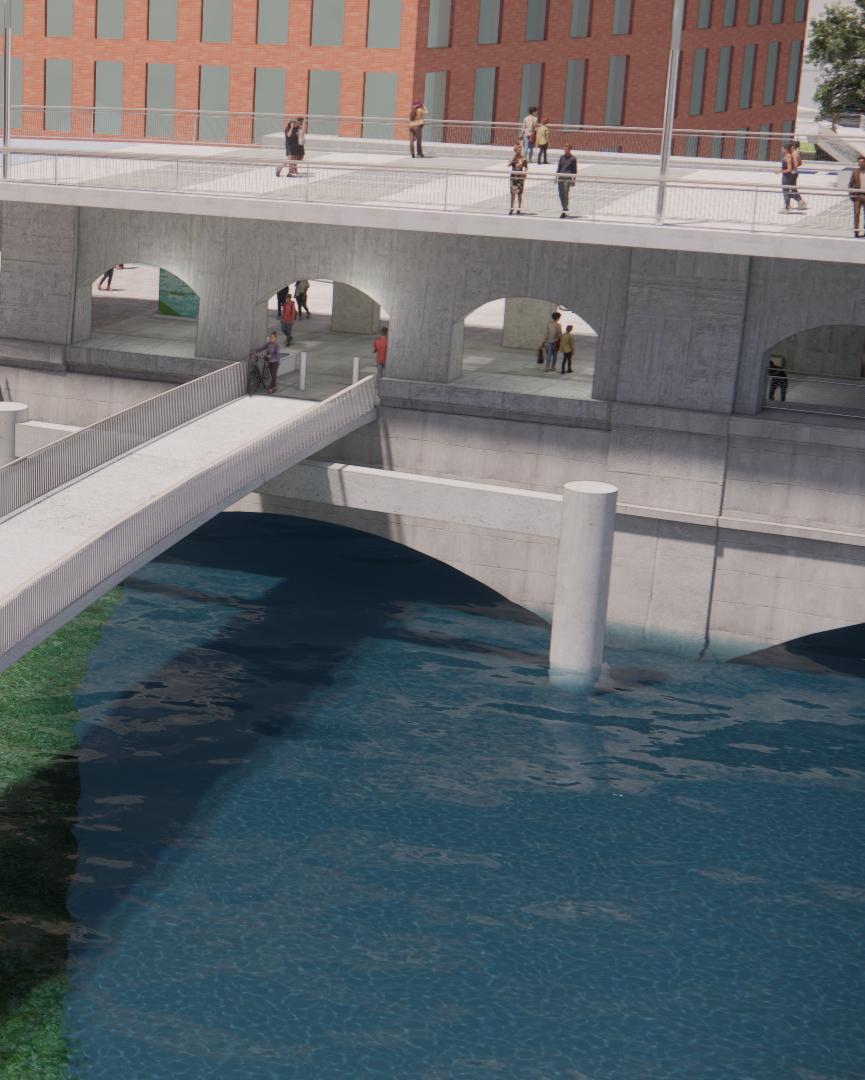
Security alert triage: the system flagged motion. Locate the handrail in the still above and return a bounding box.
[0,361,246,520]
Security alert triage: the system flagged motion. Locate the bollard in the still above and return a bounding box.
[549,481,618,688]
[299,351,308,392]
[0,402,28,466]
[352,356,360,384]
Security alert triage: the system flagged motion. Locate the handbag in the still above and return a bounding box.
[536,346,544,364]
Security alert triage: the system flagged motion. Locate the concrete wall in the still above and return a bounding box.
[771,325,865,379]
[0,364,172,426]
[15,419,80,455]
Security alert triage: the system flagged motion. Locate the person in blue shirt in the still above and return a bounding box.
[255,332,281,394]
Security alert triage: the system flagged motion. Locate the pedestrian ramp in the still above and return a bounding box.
[0,365,377,673]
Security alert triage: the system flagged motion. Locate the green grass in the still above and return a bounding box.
[0,591,121,1079]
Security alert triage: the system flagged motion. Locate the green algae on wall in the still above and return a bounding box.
[0,590,121,1080]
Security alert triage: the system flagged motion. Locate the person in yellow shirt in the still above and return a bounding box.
[559,324,574,373]
[535,117,551,165]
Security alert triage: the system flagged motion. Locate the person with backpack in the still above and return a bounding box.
[279,293,297,346]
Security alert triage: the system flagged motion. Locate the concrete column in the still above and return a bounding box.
[549,481,618,686]
[502,298,555,349]
[0,402,29,465]
[331,283,382,334]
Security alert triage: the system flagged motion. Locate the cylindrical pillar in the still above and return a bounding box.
[549,481,618,687]
[299,351,308,392]
[0,401,29,465]
[352,356,360,384]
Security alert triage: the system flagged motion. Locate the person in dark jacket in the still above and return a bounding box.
[556,146,577,217]
[768,356,788,402]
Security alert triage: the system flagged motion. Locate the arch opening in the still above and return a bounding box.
[453,297,598,398]
[763,324,865,416]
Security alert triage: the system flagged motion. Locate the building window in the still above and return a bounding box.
[697,0,712,29]
[525,0,547,41]
[423,70,447,139]
[723,0,736,25]
[612,0,631,35]
[478,0,501,44]
[46,0,73,37]
[747,0,760,25]
[363,71,397,138]
[307,70,341,134]
[258,0,289,45]
[199,65,229,142]
[427,0,451,47]
[771,0,783,22]
[762,40,779,105]
[519,62,542,119]
[7,0,22,34]
[311,0,343,45]
[367,0,401,48]
[45,58,72,132]
[690,48,707,114]
[739,42,756,107]
[715,45,732,111]
[146,62,175,138]
[571,0,590,37]
[149,0,177,41]
[793,0,806,20]
[605,55,628,125]
[202,0,232,43]
[472,66,497,143]
[94,60,122,135]
[758,122,771,159]
[786,39,802,102]
[96,0,124,39]
[564,57,586,124]
[734,128,748,158]
[253,67,284,142]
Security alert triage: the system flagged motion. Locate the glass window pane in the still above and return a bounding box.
[97,0,124,39]
[525,0,547,41]
[307,70,341,134]
[723,0,736,25]
[45,58,72,132]
[362,71,397,138]
[771,0,783,22]
[146,62,175,138]
[715,45,732,111]
[519,63,542,120]
[690,48,707,115]
[571,0,590,37]
[368,0,401,48]
[793,0,805,19]
[253,67,285,142]
[94,60,123,135]
[149,0,177,41]
[697,0,712,28]
[564,57,586,124]
[739,42,756,107]
[747,0,760,25]
[605,54,627,125]
[478,0,500,45]
[472,66,496,143]
[9,0,22,34]
[612,0,631,35]
[311,0,343,45]
[785,39,801,102]
[199,65,229,141]
[258,0,289,45]
[762,40,779,105]
[423,70,446,140]
[46,0,73,37]
[427,0,451,47]
[202,0,232,43]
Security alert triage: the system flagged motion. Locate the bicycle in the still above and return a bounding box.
[246,350,275,396]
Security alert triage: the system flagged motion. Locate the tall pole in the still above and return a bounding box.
[655,0,686,225]
[3,0,11,180]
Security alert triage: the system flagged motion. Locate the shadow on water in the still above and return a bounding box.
[733,623,865,679]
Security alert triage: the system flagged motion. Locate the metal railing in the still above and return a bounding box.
[0,375,377,655]
[2,105,802,163]
[765,370,865,415]
[0,360,247,520]
[0,147,859,240]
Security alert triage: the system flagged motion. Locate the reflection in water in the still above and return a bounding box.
[65,515,865,1080]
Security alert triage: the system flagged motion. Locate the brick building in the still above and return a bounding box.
[8,1,807,142]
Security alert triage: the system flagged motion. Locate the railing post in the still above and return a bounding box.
[299,351,307,392]
[352,356,360,384]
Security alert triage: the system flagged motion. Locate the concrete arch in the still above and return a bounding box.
[251,273,390,347]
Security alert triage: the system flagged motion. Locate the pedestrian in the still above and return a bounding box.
[767,356,788,402]
[276,285,289,313]
[780,142,806,212]
[522,106,538,162]
[408,100,427,158]
[255,331,281,394]
[294,279,311,318]
[279,293,297,346]
[277,118,304,177]
[544,311,562,371]
[372,326,388,375]
[849,155,865,237]
[556,145,577,217]
[536,116,551,165]
[508,143,528,215]
[97,266,116,290]
[559,324,574,373]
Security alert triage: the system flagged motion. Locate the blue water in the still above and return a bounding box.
[66,514,865,1079]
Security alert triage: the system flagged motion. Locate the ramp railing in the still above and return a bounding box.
[0,361,247,520]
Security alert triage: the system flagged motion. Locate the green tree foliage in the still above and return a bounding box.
[807,0,865,127]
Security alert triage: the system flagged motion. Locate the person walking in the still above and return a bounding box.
[294,279,311,318]
[544,311,562,371]
[767,356,788,402]
[279,293,297,346]
[556,145,577,217]
[522,106,538,162]
[780,142,806,212]
[277,118,304,177]
[276,285,290,313]
[408,100,428,158]
[508,144,528,215]
[255,331,281,394]
[372,327,388,375]
[849,155,865,237]
[97,266,117,290]
[535,117,551,165]
[559,324,574,373]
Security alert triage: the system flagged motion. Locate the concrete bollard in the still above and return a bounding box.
[299,351,308,392]
[352,356,360,384]
[549,480,618,688]
[0,402,29,466]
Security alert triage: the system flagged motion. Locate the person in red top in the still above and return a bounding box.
[372,327,388,375]
[280,294,297,346]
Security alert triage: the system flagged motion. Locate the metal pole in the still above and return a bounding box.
[3,0,12,180]
[351,356,360,384]
[655,0,686,225]
[299,351,307,392]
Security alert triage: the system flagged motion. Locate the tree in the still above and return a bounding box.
[807,0,865,128]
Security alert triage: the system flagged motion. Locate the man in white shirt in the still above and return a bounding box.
[522,107,538,163]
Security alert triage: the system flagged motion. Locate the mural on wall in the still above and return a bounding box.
[158,270,200,318]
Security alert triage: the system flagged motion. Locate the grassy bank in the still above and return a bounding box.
[0,592,120,1080]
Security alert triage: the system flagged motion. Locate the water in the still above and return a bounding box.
[65,514,865,1079]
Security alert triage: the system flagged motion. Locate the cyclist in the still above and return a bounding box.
[255,332,281,394]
